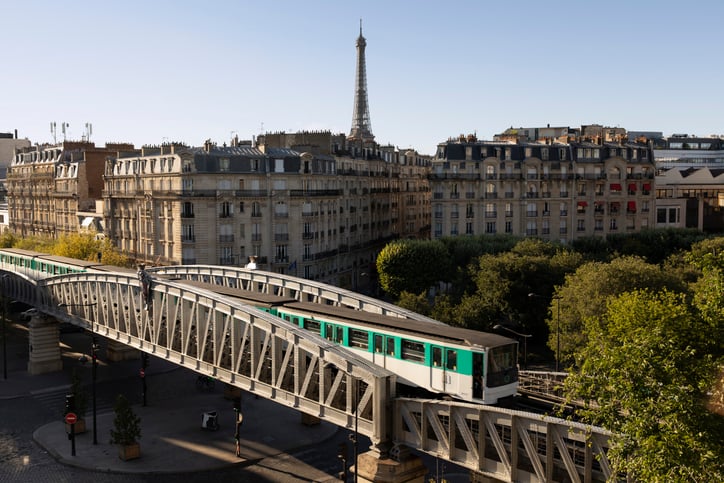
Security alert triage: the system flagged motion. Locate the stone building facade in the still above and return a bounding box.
[7,141,133,237]
[429,133,656,242]
[102,133,430,290]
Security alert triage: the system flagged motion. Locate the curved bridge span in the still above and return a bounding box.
[1,267,616,482]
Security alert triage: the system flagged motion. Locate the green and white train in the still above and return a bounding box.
[188,282,520,405]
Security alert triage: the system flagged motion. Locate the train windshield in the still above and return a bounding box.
[486,343,518,388]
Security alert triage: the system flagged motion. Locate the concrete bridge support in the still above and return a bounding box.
[106,340,139,362]
[27,315,62,375]
[353,450,427,483]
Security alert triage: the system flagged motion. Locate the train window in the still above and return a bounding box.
[304,319,320,335]
[374,334,383,353]
[446,349,458,371]
[325,323,334,341]
[334,326,344,344]
[350,329,369,350]
[432,347,442,367]
[386,337,395,356]
[401,340,425,363]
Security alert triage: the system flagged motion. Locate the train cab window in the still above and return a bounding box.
[386,337,396,357]
[350,329,369,349]
[304,319,320,335]
[446,349,458,371]
[401,339,425,363]
[374,334,383,353]
[432,347,442,367]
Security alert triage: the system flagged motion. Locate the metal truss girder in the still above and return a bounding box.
[394,399,614,483]
[2,271,395,450]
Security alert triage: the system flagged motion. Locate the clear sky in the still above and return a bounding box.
[2,0,723,155]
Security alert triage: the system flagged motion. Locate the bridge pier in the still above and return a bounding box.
[353,449,427,483]
[106,341,140,362]
[27,315,63,375]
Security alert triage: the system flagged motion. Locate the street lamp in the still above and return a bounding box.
[528,293,562,372]
[59,302,98,445]
[493,324,532,369]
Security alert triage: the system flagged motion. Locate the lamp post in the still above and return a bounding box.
[59,302,98,444]
[528,292,562,372]
[493,324,532,369]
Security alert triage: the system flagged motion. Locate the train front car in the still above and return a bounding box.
[481,340,519,405]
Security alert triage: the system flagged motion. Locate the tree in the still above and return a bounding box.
[564,289,724,482]
[110,394,141,446]
[551,256,686,364]
[376,240,450,297]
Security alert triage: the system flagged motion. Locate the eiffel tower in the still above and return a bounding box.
[348,20,375,143]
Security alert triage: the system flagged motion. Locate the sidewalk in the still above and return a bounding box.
[32,388,338,475]
[0,321,338,475]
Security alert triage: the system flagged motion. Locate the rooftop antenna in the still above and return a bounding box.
[83,123,93,142]
[50,122,57,144]
[61,122,70,141]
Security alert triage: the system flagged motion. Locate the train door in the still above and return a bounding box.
[372,333,385,368]
[472,352,484,399]
[430,345,446,392]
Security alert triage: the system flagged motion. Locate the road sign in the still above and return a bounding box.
[65,412,78,425]
[140,368,145,378]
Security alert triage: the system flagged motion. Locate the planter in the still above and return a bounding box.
[118,441,140,461]
[65,419,87,434]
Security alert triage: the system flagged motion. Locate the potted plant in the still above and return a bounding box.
[109,394,142,460]
[67,369,88,434]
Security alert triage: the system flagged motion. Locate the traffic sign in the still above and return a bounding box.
[65,412,78,425]
[140,368,145,378]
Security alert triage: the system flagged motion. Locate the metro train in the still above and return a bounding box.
[0,247,519,404]
[183,281,519,405]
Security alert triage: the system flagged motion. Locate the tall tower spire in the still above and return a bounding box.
[348,19,374,143]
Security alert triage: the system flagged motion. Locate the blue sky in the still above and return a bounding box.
[2,0,723,155]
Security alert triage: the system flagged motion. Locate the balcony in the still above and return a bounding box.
[275,233,289,242]
[182,258,196,265]
[251,234,262,241]
[181,212,194,218]
[219,257,235,265]
[526,210,538,217]
[219,234,235,243]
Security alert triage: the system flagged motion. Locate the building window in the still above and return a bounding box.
[486,222,496,234]
[219,201,232,218]
[466,222,473,235]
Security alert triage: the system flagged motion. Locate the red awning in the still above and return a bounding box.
[643,183,651,191]
[627,201,636,211]
[628,183,637,191]
[577,201,588,207]
[610,202,621,209]
[610,183,622,191]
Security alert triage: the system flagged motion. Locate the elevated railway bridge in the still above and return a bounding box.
[1,264,615,483]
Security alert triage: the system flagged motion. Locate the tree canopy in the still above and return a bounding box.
[564,289,724,482]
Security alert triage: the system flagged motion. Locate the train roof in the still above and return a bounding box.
[0,248,47,257]
[36,254,101,268]
[176,280,298,307]
[169,278,515,350]
[283,301,515,350]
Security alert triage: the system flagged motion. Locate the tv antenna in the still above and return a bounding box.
[83,123,93,142]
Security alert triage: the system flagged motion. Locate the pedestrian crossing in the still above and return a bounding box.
[30,385,115,418]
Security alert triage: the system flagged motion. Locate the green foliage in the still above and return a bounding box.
[0,230,18,248]
[467,240,582,336]
[52,233,102,261]
[376,239,450,297]
[685,236,724,271]
[564,290,724,482]
[552,256,687,364]
[110,394,141,446]
[395,291,431,316]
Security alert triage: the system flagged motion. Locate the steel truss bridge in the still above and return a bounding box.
[1,265,617,482]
